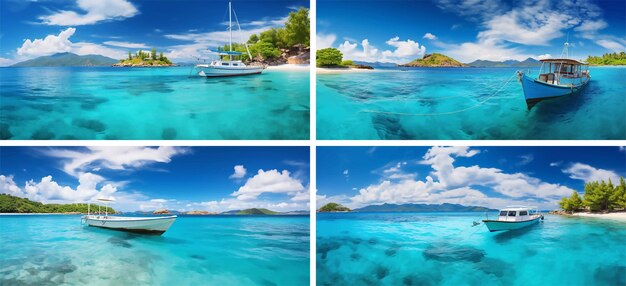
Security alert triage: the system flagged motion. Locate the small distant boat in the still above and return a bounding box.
[82,198,177,235]
[517,41,590,109]
[482,206,543,232]
[194,0,264,77]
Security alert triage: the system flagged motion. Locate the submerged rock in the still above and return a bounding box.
[107,237,132,248]
[0,123,12,140]
[72,118,107,132]
[594,265,626,285]
[317,240,341,260]
[161,128,177,140]
[31,129,55,140]
[375,265,389,279]
[423,243,485,263]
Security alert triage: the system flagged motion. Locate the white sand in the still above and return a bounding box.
[316,67,382,74]
[573,212,626,222]
[265,64,310,71]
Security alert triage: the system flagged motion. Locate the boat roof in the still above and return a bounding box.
[209,50,243,55]
[500,206,537,211]
[540,58,587,65]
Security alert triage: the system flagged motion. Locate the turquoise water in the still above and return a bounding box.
[317,212,626,286]
[0,215,309,285]
[0,67,309,140]
[317,67,626,139]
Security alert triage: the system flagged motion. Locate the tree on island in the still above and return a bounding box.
[318,202,351,212]
[558,177,626,213]
[0,194,115,214]
[586,52,626,65]
[118,48,172,66]
[316,48,343,67]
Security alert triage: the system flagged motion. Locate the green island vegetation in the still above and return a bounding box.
[115,48,173,66]
[586,52,626,65]
[315,48,373,69]
[220,7,310,64]
[558,177,626,213]
[236,208,279,215]
[400,53,467,67]
[318,203,351,212]
[0,194,116,214]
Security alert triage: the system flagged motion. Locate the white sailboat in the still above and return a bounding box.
[482,206,544,232]
[81,198,177,235]
[195,0,264,77]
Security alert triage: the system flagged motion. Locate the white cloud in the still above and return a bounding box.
[538,54,552,60]
[232,169,305,200]
[562,163,620,184]
[317,33,336,49]
[0,57,17,67]
[343,169,349,176]
[103,41,149,49]
[39,0,138,26]
[337,147,575,210]
[596,40,625,52]
[423,33,437,40]
[2,173,117,203]
[229,165,247,179]
[43,146,188,177]
[435,0,506,21]
[338,37,425,64]
[574,19,607,33]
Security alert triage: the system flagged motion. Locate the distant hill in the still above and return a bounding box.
[400,53,467,67]
[318,203,351,212]
[353,61,397,68]
[0,194,115,214]
[12,52,118,67]
[353,203,496,212]
[236,208,279,215]
[467,57,541,67]
[221,209,242,214]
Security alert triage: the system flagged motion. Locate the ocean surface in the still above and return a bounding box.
[317,67,626,140]
[0,67,309,140]
[0,215,309,285]
[317,212,626,286]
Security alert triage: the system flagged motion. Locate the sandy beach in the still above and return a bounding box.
[266,64,310,71]
[573,212,626,222]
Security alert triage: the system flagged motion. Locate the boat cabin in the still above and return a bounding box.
[496,206,538,222]
[537,59,589,86]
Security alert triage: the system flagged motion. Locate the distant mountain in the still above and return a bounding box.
[11,52,118,67]
[353,61,397,68]
[353,203,496,212]
[236,208,279,215]
[221,210,242,214]
[318,203,351,212]
[400,53,467,67]
[467,57,541,67]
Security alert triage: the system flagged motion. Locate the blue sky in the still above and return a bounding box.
[317,146,626,210]
[0,0,308,66]
[317,0,626,63]
[0,147,310,212]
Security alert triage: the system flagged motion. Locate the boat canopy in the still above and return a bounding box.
[208,50,243,55]
[540,58,587,65]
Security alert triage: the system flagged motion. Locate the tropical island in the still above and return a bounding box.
[219,7,310,66]
[553,177,626,221]
[400,53,467,67]
[113,49,173,67]
[0,194,115,214]
[316,48,374,71]
[318,202,495,212]
[585,52,626,65]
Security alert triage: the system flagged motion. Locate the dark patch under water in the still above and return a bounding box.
[31,129,55,140]
[594,265,626,285]
[107,237,132,248]
[372,114,410,140]
[72,118,107,133]
[423,242,485,263]
[161,128,177,140]
[0,123,12,140]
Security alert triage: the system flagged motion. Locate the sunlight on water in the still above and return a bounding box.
[0,67,309,140]
[317,67,626,139]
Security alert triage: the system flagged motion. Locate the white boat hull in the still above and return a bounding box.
[483,215,543,232]
[197,66,263,77]
[83,215,177,235]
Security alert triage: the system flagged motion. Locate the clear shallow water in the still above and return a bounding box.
[317,212,626,286]
[0,67,309,140]
[317,67,626,139]
[0,215,309,285]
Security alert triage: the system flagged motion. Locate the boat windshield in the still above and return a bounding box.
[538,61,589,85]
[499,211,507,216]
[519,210,528,215]
[507,211,517,216]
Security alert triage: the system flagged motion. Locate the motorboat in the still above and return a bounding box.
[482,206,543,232]
[81,198,177,235]
[194,0,264,77]
[517,41,590,109]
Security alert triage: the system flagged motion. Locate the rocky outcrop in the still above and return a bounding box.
[153,209,171,215]
[186,210,218,215]
[287,52,310,64]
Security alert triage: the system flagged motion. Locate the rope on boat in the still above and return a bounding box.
[360,72,519,116]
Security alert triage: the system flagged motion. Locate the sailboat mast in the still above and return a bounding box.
[229,0,233,61]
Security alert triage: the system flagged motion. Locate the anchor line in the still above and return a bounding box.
[360,72,518,117]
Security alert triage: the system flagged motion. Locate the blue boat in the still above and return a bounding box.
[516,40,591,109]
[517,57,590,109]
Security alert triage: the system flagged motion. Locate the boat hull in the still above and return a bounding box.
[519,73,589,109]
[83,215,177,235]
[197,66,263,77]
[482,215,543,232]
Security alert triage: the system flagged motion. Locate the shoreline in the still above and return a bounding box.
[265,64,310,71]
[570,212,626,222]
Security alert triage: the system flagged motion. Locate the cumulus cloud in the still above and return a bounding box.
[103,41,149,49]
[39,0,138,26]
[596,40,625,52]
[423,33,437,40]
[229,165,247,179]
[1,173,117,203]
[317,33,336,49]
[538,54,552,60]
[339,147,576,209]
[232,169,305,201]
[43,146,188,177]
[338,37,426,64]
[562,163,621,184]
